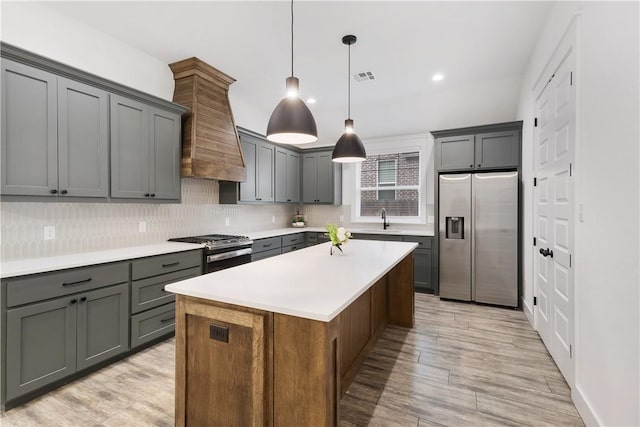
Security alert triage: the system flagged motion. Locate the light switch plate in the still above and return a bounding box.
[138,221,147,233]
[271,216,275,223]
[225,217,230,226]
[339,215,344,222]
[44,225,56,240]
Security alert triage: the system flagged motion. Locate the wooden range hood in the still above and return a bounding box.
[169,57,246,182]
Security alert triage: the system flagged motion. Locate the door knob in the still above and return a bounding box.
[539,248,554,258]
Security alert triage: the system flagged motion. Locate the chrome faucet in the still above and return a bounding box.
[381,208,390,230]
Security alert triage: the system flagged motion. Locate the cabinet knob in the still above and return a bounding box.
[477,164,481,167]
[150,193,156,198]
[80,297,87,302]
[50,189,58,194]
[70,299,77,305]
[144,193,150,197]
[469,165,473,168]
[287,199,291,202]
[60,189,68,195]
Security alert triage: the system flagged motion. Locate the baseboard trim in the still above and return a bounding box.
[521,296,534,327]
[572,384,602,427]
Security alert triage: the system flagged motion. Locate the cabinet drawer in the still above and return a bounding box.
[251,247,282,262]
[6,262,128,308]
[403,235,433,249]
[131,266,200,314]
[131,303,176,348]
[252,236,282,254]
[131,250,202,280]
[282,233,304,247]
[306,233,318,244]
[281,244,302,254]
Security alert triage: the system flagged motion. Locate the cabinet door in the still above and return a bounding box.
[110,95,150,198]
[475,131,519,169]
[239,137,257,201]
[57,78,109,198]
[275,148,288,203]
[286,151,301,203]
[413,248,433,293]
[316,153,333,203]
[6,296,77,400]
[256,142,274,202]
[76,283,129,371]
[437,135,475,171]
[149,107,181,200]
[1,59,58,196]
[302,154,318,203]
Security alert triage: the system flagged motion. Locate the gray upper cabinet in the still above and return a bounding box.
[221,131,274,203]
[437,135,475,171]
[57,78,109,197]
[111,96,181,201]
[434,125,521,172]
[149,107,181,200]
[275,147,300,203]
[1,45,186,202]
[1,59,57,196]
[1,61,109,198]
[302,150,342,204]
[475,130,519,169]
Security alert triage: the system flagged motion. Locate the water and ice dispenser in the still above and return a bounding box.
[446,217,464,239]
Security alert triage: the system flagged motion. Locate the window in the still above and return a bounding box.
[357,151,421,218]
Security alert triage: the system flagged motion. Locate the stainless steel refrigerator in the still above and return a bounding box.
[438,172,518,307]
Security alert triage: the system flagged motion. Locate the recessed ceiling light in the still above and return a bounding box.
[307,98,316,104]
[432,73,444,82]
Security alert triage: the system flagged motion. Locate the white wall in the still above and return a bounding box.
[516,2,639,425]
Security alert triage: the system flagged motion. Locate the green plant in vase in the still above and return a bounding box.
[325,224,351,255]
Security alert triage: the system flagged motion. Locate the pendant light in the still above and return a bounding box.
[266,0,317,145]
[332,34,366,163]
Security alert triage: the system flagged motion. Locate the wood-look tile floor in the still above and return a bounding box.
[1,294,583,427]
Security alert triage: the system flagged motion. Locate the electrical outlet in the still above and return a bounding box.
[210,324,229,343]
[272,216,276,223]
[139,221,147,233]
[339,215,344,222]
[44,225,56,240]
[225,217,230,226]
[579,204,584,222]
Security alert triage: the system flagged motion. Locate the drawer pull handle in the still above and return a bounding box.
[80,297,87,302]
[162,262,180,268]
[70,299,77,305]
[262,243,273,248]
[63,278,92,287]
[160,316,175,323]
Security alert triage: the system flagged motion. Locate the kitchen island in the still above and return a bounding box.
[165,239,417,427]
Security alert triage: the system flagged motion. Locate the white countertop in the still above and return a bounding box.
[165,240,418,322]
[0,242,203,279]
[247,226,434,240]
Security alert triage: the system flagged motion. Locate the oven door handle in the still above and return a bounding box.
[206,247,253,263]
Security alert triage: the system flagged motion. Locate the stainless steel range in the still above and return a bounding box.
[169,234,253,273]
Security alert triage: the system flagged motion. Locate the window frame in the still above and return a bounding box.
[353,137,427,225]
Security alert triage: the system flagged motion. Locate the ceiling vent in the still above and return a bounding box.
[352,71,375,82]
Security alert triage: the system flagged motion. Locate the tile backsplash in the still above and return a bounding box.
[0,179,296,260]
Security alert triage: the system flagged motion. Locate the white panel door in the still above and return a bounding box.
[534,50,575,385]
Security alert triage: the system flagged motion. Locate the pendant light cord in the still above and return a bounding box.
[291,0,294,77]
[348,42,351,119]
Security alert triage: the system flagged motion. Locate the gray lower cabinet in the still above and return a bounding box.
[110,95,181,201]
[6,295,77,400]
[281,232,305,253]
[252,236,282,261]
[275,147,301,203]
[302,151,342,204]
[1,60,109,198]
[5,282,129,401]
[350,233,434,293]
[129,250,202,349]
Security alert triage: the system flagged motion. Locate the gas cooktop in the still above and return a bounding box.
[169,234,252,251]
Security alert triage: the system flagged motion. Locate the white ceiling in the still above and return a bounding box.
[43,1,553,147]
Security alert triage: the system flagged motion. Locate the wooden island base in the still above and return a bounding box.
[174,254,414,427]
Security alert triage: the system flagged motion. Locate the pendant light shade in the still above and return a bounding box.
[266,0,317,145]
[332,35,366,163]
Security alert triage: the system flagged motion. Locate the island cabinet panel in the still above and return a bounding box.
[388,255,415,328]
[175,297,273,427]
